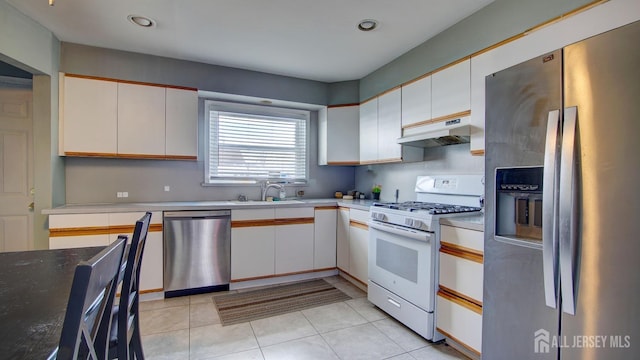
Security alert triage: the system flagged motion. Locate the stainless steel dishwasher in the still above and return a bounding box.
[163,210,231,298]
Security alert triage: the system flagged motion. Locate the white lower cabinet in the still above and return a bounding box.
[49,213,110,249]
[336,207,350,272]
[346,208,369,285]
[275,223,314,274]
[314,207,337,270]
[231,209,275,280]
[231,207,320,281]
[436,292,483,354]
[48,211,163,293]
[348,223,368,284]
[231,225,276,280]
[437,224,484,357]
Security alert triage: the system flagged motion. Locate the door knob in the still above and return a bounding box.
[28,202,34,211]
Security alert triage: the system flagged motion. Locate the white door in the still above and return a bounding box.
[0,87,34,252]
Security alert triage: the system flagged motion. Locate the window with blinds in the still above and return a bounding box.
[205,101,309,184]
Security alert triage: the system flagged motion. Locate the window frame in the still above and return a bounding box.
[203,100,310,185]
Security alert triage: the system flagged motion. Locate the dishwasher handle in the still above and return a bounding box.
[164,210,231,218]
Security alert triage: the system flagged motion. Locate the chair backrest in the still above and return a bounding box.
[109,212,151,359]
[55,236,126,359]
[121,212,152,306]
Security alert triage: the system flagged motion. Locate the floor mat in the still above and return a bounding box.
[213,279,352,325]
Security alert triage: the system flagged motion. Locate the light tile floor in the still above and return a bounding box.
[140,276,467,360]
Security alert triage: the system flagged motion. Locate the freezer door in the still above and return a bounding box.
[560,20,640,360]
[483,50,562,359]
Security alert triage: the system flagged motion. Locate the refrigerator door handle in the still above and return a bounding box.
[542,109,561,309]
[559,106,579,315]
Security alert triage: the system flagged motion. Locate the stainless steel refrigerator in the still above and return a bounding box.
[483,20,640,359]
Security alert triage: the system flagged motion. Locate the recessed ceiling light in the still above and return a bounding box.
[357,19,378,32]
[127,15,156,28]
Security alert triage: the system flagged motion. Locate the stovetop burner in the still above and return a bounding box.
[373,201,481,215]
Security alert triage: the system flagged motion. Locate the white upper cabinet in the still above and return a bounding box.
[61,76,118,156]
[401,75,432,128]
[165,88,198,159]
[431,58,471,120]
[117,83,166,157]
[359,98,378,163]
[359,89,422,164]
[377,88,403,162]
[318,105,360,165]
[60,74,198,160]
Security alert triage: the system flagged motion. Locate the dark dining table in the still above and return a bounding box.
[0,246,104,360]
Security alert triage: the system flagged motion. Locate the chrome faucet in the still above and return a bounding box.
[261,182,283,201]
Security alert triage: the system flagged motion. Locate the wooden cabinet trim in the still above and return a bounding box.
[432,56,471,74]
[314,206,338,211]
[440,242,483,263]
[49,226,110,237]
[349,220,368,230]
[470,149,485,156]
[232,217,314,228]
[436,327,482,357]
[438,288,482,314]
[109,223,163,234]
[116,153,168,160]
[274,217,315,226]
[50,223,163,237]
[64,73,198,91]
[327,103,360,109]
[64,152,118,158]
[327,161,361,166]
[64,152,197,161]
[439,285,483,308]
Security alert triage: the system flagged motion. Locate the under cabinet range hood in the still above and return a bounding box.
[397,117,470,148]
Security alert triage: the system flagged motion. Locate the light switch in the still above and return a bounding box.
[164,186,171,192]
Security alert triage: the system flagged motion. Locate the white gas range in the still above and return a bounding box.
[367,175,483,341]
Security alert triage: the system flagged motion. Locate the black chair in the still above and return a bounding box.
[109,212,152,360]
[54,236,127,360]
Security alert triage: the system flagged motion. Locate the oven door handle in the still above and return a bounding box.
[368,221,432,242]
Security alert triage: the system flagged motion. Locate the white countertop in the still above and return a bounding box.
[43,198,375,215]
[439,213,485,232]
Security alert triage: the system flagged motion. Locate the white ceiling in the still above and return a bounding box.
[7,0,493,83]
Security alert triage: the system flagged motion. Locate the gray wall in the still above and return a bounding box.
[359,0,594,100]
[61,43,331,106]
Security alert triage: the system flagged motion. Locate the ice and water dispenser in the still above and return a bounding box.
[495,167,544,242]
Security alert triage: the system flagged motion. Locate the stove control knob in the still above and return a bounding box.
[413,220,424,229]
[372,212,386,221]
[404,218,414,227]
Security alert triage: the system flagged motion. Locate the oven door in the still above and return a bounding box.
[368,220,435,312]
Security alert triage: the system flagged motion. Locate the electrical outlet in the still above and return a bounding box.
[122,192,128,198]
[116,192,123,198]
[164,185,170,192]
